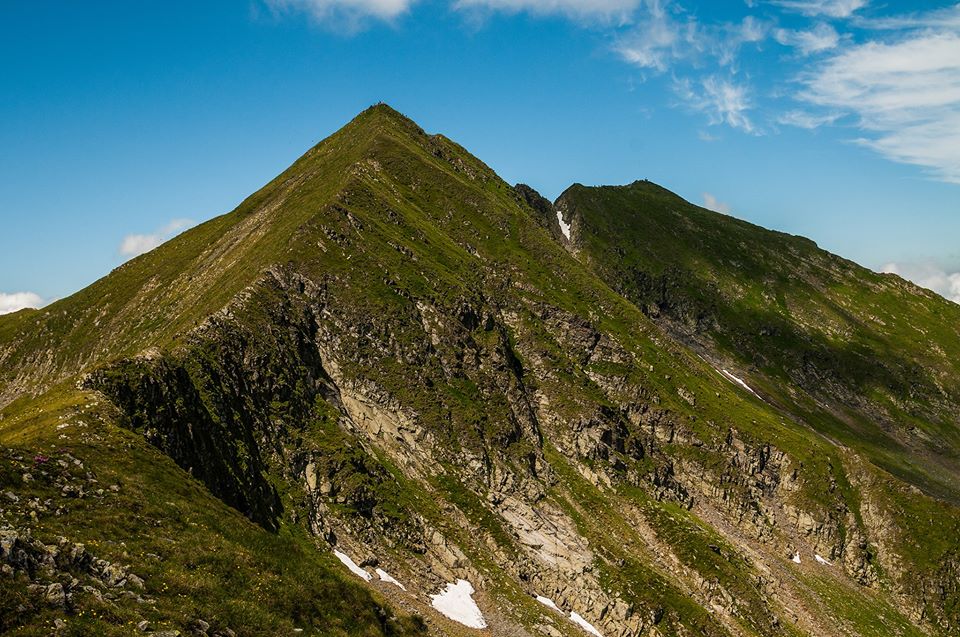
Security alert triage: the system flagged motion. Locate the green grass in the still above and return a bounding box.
[0,387,426,637]
[559,180,960,504]
[799,573,927,637]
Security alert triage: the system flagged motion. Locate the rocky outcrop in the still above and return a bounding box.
[0,525,150,612]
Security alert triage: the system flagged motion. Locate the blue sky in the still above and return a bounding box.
[1,0,959,312]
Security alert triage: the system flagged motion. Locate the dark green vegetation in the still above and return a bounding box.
[559,180,960,501]
[1,105,959,636]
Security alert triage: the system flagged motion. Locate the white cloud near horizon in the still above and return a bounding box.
[119,219,193,259]
[702,193,731,214]
[799,30,960,183]
[881,262,960,304]
[771,0,866,19]
[0,292,44,315]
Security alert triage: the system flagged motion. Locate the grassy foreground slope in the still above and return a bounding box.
[0,106,958,636]
[0,388,427,636]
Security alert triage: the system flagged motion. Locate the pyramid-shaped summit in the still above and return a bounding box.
[0,103,515,405]
[2,104,960,637]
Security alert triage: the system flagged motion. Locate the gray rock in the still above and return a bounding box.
[81,585,105,602]
[103,563,127,587]
[44,582,66,608]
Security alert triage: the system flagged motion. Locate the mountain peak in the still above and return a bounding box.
[360,101,408,119]
[345,102,426,139]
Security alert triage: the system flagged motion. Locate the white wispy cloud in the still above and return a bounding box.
[676,75,756,133]
[615,7,770,72]
[0,292,44,315]
[614,1,694,71]
[799,30,960,183]
[454,0,643,22]
[856,3,960,30]
[738,15,768,42]
[702,192,731,213]
[776,109,840,129]
[613,7,771,133]
[119,219,193,258]
[774,22,840,55]
[881,261,960,304]
[771,0,867,19]
[715,16,771,67]
[264,0,415,27]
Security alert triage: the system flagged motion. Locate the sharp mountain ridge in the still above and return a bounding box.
[1,104,958,637]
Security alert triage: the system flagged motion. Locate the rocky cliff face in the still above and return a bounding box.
[2,105,959,637]
[81,255,957,637]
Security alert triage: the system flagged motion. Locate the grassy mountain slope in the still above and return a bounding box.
[557,180,960,502]
[1,106,958,637]
[0,108,410,407]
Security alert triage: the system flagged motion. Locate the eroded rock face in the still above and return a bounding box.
[497,495,592,575]
[80,266,953,637]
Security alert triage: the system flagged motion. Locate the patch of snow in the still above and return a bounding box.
[333,550,372,581]
[815,554,832,566]
[536,595,560,612]
[56,423,72,430]
[557,210,572,240]
[792,552,801,564]
[717,368,759,397]
[375,568,406,590]
[570,611,603,637]
[430,579,487,629]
